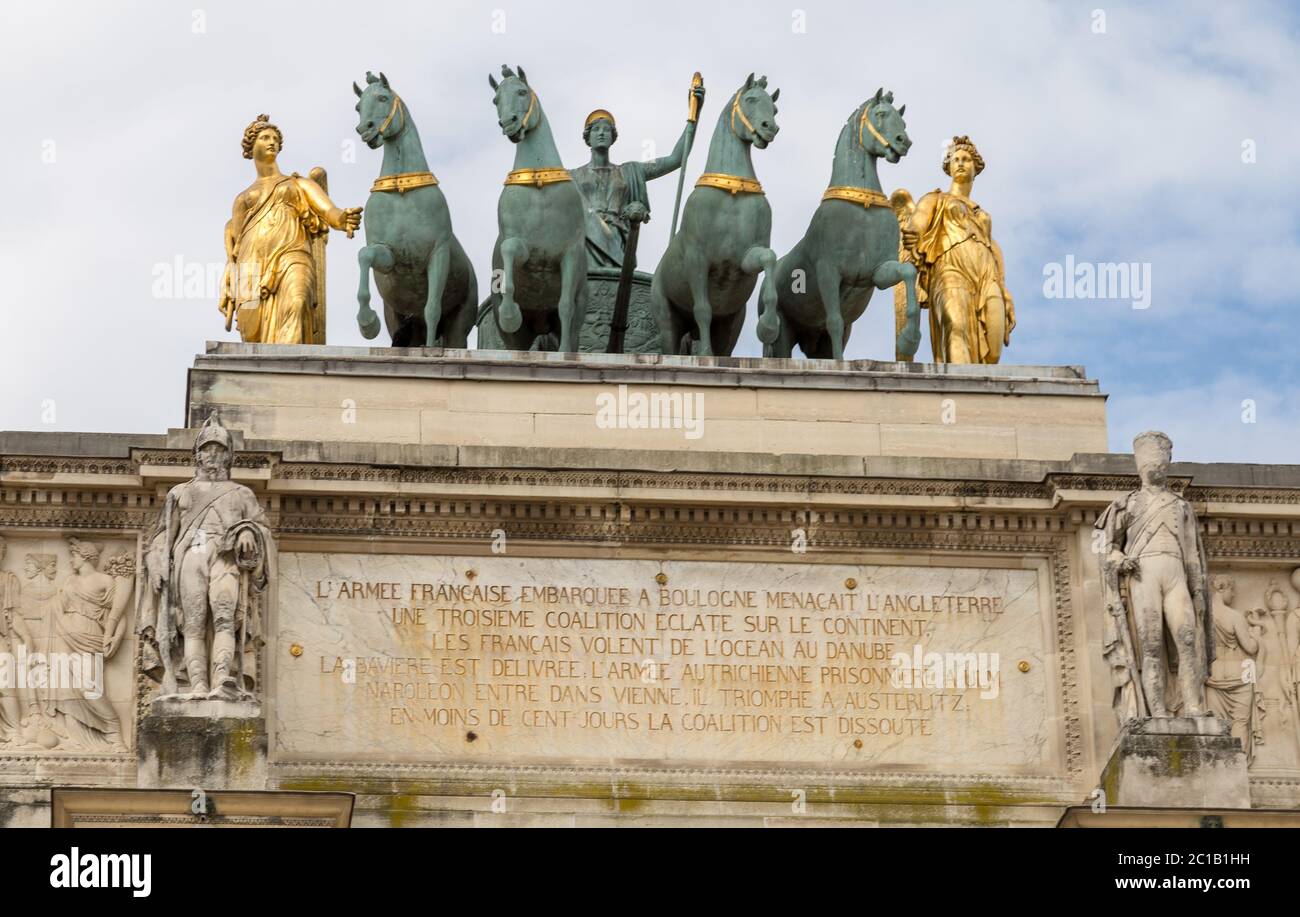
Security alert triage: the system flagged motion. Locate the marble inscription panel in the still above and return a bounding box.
[274,554,1056,772]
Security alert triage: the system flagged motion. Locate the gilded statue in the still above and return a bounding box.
[893,136,1015,363]
[218,114,362,345]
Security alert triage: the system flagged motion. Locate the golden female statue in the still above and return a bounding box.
[219,115,362,344]
[892,137,1015,363]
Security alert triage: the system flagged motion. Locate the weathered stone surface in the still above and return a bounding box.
[274,552,1052,771]
[3,349,1300,826]
[0,533,136,753]
[137,714,268,791]
[187,343,1108,461]
[1100,718,1249,809]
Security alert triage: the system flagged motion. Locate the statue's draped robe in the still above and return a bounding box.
[140,479,273,692]
[1205,601,1257,760]
[914,189,1010,363]
[570,161,650,269]
[1095,489,1214,722]
[47,570,126,749]
[228,174,326,344]
[0,571,20,735]
[17,573,57,730]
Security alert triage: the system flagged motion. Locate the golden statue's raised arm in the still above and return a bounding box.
[296,173,362,235]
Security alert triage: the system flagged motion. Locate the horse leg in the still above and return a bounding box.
[813,258,847,360]
[767,311,796,359]
[356,243,394,340]
[497,237,529,333]
[685,248,714,356]
[557,240,583,353]
[808,332,834,359]
[444,264,478,350]
[389,302,424,348]
[742,245,778,357]
[423,242,451,347]
[741,244,778,332]
[651,266,680,355]
[757,254,788,346]
[873,260,921,360]
[714,307,747,357]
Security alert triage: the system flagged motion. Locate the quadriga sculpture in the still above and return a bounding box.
[649,73,780,357]
[762,89,921,360]
[484,65,587,352]
[353,72,478,347]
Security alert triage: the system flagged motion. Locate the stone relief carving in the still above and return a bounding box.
[1213,569,1300,772]
[0,534,135,752]
[1205,574,1261,762]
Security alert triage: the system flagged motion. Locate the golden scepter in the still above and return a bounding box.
[668,72,704,239]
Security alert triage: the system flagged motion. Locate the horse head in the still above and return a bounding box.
[727,73,780,149]
[488,65,538,143]
[354,71,405,149]
[855,88,911,163]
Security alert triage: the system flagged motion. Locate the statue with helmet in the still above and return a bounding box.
[139,414,274,704]
[1095,431,1215,725]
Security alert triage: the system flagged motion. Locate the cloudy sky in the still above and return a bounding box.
[1,0,1296,463]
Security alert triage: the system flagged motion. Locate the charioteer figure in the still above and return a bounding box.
[572,79,706,270]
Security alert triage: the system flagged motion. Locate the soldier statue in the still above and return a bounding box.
[1096,431,1214,724]
[139,414,274,702]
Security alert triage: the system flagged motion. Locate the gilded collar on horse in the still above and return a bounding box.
[371,171,439,194]
[822,185,889,208]
[696,172,763,195]
[504,167,572,188]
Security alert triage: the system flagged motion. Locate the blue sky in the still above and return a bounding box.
[0,0,1296,463]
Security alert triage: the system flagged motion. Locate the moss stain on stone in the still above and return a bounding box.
[1165,737,1184,777]
[280,775,1055,825]
[225,721,262,779]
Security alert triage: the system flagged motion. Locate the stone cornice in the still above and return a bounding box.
[5,446,1300,516]
[195,342,1102,397]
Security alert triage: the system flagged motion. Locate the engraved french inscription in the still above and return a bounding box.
[276,554,1054,771]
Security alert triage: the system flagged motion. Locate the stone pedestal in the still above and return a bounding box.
[187,343,1108,461]
[1100,717,1250,809]
[137,700,267,792]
